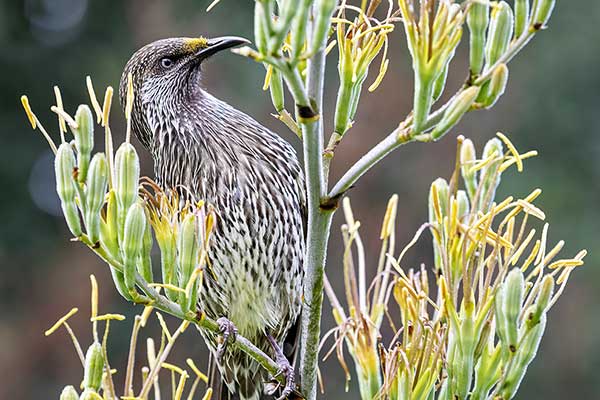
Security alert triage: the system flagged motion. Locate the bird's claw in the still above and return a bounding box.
[216,317,237,360]
[266,334,296,400]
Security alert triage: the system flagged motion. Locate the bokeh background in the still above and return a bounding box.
[1,0,599,398]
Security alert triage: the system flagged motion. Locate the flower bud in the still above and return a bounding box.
[514,0,530,38]
[467,0,489,75]
[269,69,285,112]
[485,2,514,68]
[476,138,503,212]
[177,213,198,312]
[55,143,82,236]
[499,313,546,398]
[83,341,104,391]
[460,138,477,200]
[532,0,556,29]
[85,153,108,243]
[122,202,146,291]
[429,178,449,272]
[479,64,509,109]
[71,105,94,183]
[456,190,470,220]
[503,268,525,351]
[430,86,480,140]
[253,1,268,54]
[528,275,554,328]
[60,386,79,400]
[139,215,154,283]
[114,142,140,241]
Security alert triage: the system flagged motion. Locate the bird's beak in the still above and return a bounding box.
[195,36,251,59]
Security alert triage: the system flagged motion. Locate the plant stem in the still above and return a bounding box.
[298,10,336,399]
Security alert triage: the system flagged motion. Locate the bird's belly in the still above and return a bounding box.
[200,205,302,340]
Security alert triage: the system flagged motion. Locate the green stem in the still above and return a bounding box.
[297,6,336,399]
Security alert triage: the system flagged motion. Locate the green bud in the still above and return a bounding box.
[472,345,502,399]
[177,213,198,312]
[485,2,514,68]
[100,191,132,300]
[78,389,103,400]
[429,178,449,272]
[460,138,478,200]
[503,268,525,352]
[456,190,470,220]
[499,314,546,398]
[528,275,554,327]
[60,385,79,400]
[479,64,509,109]
[83,341,104,391]
[84,153,108,243]
[157,230,178,302]
[514,0,530,38]
[269,69,285,112]
[114,142,140,241]
[122,202,146,291]
[138,214,154,283]
[476,138,503,212]
[55,143,82,236]
[313,0,337,53]
[430,86,480,140]
[71,105,94,183]
[467,0,490,76]
[494,285,508,345]
[532,0,556,28]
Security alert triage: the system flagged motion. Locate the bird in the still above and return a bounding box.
[119,36,306,400]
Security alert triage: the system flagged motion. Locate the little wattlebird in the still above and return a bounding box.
[119,37,306,400]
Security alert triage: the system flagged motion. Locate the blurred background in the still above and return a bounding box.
[1,0,599,398]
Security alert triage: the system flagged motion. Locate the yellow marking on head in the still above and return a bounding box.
[183,37,209,52]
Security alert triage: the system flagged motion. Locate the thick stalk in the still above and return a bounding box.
[298,16,335,400]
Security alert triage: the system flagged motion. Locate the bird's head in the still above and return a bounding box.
[119,36,249,147]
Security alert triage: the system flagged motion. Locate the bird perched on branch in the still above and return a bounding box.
[119,36,305,400]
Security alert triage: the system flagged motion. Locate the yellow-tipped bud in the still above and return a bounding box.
[85,153,108,243]
[122,202,146,290]
[83,341,104,391]
[178,213,198,312]
[59,386,79,400]
[485,2,514,68]
[532,0,556,29]
[479,64,509,109]
[467,0,490,75]
[460,138,478,200]
[430,86,480,140]
[528,275,554,327]
[71,105,94,183]
[55,143,82,236]
[477,138,503,212]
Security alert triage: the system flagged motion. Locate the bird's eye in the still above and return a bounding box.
[161,57,174,68]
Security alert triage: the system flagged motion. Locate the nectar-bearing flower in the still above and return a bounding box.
[122,202,147,293]
[398,0,464,133]
[177,212,199,313]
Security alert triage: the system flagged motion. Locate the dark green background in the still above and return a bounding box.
[1,0,598,398]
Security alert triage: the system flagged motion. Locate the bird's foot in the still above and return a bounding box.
[216,317,237,360]
[266,334,296,400]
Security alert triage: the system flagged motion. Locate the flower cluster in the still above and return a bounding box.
[323,134,585,400]
[46,275,212,400]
